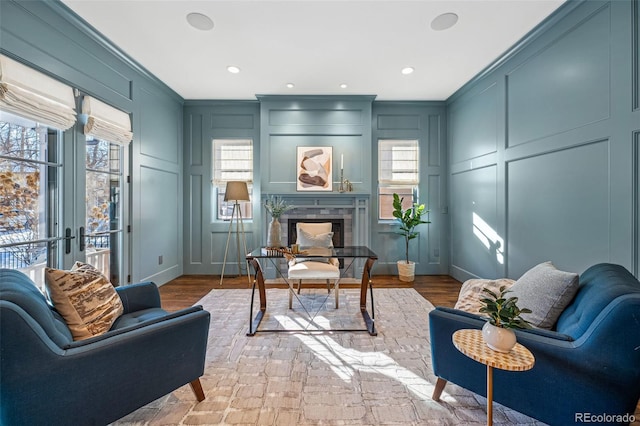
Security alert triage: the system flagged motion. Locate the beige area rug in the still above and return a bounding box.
[113,288,545,426]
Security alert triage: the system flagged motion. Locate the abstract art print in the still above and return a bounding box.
[296,146,332,191]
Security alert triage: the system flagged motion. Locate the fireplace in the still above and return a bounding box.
[287,218,345,247]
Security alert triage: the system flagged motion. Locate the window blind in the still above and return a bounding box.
[0,54,76,130]
[82,96,132,146]
[378,139,419,185]
[212,139,253,185]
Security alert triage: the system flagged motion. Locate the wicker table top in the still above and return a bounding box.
[452,329,535,371]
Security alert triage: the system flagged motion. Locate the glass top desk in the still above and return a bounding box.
[245,246,378,336]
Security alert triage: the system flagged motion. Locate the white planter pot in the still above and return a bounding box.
[482,321,517,353]
[397,260,415,282]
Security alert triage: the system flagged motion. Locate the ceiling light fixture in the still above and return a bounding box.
[227,66,240,74]
[186,13,214,31]
[431,12,458,31]
[401,67,414,75]
[286,83,295,88]
[340,83,348,89]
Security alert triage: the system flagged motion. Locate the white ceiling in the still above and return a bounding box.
[61,0,565,101]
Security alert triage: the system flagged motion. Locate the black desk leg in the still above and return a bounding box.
[247,258,266,336]
[360,257,377,336]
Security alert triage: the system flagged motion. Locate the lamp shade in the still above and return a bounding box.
[224,181,250,202]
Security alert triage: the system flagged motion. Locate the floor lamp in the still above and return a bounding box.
[220,181,251,285]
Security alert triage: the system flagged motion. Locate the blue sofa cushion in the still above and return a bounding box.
[556,263,640,338]
[112,307,169,329]
[0,269,72,346]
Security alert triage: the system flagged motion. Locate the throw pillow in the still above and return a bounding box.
[508,261,579,329]
[455,278,515,314]
[297,228,334,248]
[44,261,124,341]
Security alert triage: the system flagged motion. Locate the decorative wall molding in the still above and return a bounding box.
[260,96,374,195]
[505,3,611,147]
[447,0,583,104]
[634,130,640,275]
[634,0,640,111]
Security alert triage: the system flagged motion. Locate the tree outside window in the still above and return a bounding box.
[0,121,46,267]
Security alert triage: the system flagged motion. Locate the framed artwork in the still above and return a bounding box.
[296,146,333,191]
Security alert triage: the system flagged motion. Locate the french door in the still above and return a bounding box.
[0,111,129,289]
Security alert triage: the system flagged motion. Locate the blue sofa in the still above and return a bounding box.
[0,268,211,426]
[429,263,640,425]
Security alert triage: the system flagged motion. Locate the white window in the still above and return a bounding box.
[212,139,253,220]
[378,139,419,220]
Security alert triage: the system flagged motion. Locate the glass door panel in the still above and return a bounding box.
[85,138,123,285]
[0,114,63,289]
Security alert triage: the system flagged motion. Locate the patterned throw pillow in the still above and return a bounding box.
[454,278,516,314]
[44,261,124,341]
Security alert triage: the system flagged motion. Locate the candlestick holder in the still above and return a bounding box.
[339,168,345,192]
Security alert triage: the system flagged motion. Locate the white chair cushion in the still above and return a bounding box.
[288,261,340,279]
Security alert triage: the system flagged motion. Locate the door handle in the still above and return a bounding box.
[79,226,85,252]
[65,228,73,254]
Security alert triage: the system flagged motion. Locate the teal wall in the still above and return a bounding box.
[448,0,640,280]
[0,0,185,284]
[371,102,448,275]
[181,97,449,275]
[258,95,374,196]
[183,101,260,275]
[4,0,638,282]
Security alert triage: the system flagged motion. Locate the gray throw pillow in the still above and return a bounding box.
[508,261,579,329]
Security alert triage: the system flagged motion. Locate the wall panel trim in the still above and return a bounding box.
[633,0,640,111]
[634,130,639,276]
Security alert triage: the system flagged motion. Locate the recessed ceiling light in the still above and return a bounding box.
[186,13,214,31]
[286,83,295,89]
[340,83,348,89]
[431,13,458,31]
[227,66,240,74]
[401,67,414,75]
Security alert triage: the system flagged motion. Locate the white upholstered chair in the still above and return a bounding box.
[287,222,340,309]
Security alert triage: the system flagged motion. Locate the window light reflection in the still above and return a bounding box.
[274,315,454,405]
[472,212,504,264]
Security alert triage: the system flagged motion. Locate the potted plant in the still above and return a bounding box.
[478,285,532,352]
[264,195,294,247]
[392,193,430,282]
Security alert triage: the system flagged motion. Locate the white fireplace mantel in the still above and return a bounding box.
[261,194,370,247]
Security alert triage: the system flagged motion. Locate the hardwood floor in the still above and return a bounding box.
[158,274,462,312]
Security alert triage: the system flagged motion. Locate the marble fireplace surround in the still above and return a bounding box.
[261,194,371,280]
[262,194,370,249]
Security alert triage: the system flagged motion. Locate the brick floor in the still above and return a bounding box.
[113,288,547,426]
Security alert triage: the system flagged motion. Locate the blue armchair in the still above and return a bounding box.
[0,268,211,426]
[430,263,640,426]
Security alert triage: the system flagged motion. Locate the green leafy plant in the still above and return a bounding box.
[264,195,294,219]
[392,193,430,264]
[479,285,532,329]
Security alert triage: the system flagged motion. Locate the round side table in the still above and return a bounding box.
[452,329,535,426]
